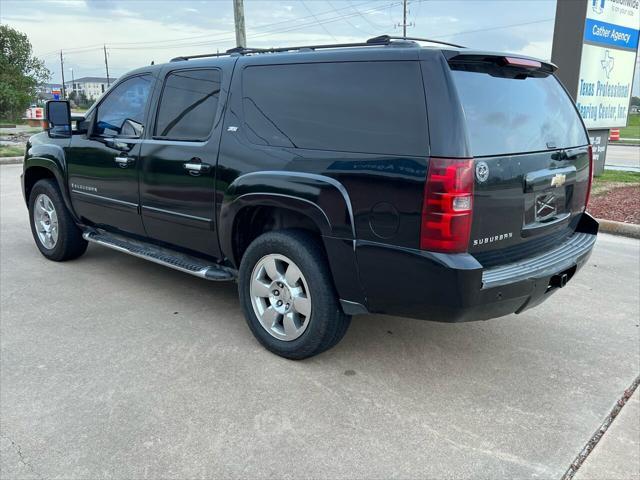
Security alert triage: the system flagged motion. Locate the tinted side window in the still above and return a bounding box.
[242,62,428,156]
[450,66,589,156]
[155,69,221,141]
[94,75,152,137]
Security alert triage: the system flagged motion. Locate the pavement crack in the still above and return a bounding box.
[561,374,640,480]
[0,433,44,480]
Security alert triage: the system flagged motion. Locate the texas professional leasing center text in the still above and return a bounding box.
[577,79,632,122]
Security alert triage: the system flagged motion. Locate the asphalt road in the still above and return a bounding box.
[606,144,640,170]
[1,164,639,479]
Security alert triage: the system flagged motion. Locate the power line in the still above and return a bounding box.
[37,0,393,56]
[434,18,554,39]
[37,4,553,57]
[37,5,559,81]
[347,0,387,30]
[300,0,338,41]
[105,1,404,51]
[326,0,376,36]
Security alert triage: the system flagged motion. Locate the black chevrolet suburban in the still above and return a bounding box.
[22,36,598,359]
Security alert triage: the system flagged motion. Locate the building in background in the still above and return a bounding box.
[64,77,116,101]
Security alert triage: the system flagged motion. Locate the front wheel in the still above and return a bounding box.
[238,230,351,359]
[28,179,88,261]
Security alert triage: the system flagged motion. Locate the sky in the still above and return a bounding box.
[1,0,638,95]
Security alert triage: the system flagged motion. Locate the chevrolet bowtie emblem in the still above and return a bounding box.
[551,173,566,188]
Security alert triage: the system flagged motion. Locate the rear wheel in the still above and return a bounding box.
[28,179,88,261]
[238,230,351,359]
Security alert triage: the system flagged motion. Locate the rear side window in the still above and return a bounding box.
[242,62,428,156]
[450,65,588,157]
[155,69,221,141]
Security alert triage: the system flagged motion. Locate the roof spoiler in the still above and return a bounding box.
[445,52,557,73]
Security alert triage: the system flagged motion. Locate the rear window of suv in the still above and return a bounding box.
[241,61,428,156]
[450,63,588,157]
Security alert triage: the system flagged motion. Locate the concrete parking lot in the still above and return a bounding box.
[1,163,638,479]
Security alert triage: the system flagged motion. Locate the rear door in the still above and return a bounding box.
[447,56,590,266]
[139,67,224,258]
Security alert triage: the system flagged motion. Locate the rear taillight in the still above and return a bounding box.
[420,158,474,253]
[585,145,594,210]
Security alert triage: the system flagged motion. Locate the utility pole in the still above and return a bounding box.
[70,67,75,98]
[233,0,246,48]
[103,45,111,87]
[60,50,66,100]
[396,0,414,38]
[403,0,407,38]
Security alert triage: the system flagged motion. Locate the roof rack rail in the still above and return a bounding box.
[228,38,394,55]
[170,52,229,62]
[169,34,462,62]
[367,35,466,49]
[170,36,393,62]
[170,47,270,61]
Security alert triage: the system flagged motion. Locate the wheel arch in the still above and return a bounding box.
[219,171,367,311]
[23,157,79,223]
[219,171,356,263]
[24,158,64,201]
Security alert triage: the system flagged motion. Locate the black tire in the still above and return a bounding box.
[238,229,351,359]
[28,179,88,261]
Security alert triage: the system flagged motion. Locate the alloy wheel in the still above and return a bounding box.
[33,193,59,250]
[249,253,312,341]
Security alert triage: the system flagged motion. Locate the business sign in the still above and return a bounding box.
[575,0,640,128]
[51,88,61,100]
[588,129,609,175]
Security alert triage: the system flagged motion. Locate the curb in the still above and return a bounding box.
[596,218,640,239]
[0,157,23,165]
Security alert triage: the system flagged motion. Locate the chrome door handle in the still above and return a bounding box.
[114,156,135,168]
[183,160,211,176]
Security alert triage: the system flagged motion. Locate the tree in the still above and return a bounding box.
[0,25,50,121]
[67,90,78,108]
[630,96,640,108]
[76,90,91,109]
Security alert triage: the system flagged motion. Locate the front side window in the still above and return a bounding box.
[94,75,152,137]
[154,69,221,141]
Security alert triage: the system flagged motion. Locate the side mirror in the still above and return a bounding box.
[46,100,71,138]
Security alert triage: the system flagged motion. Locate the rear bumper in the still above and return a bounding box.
[354,213,598,322]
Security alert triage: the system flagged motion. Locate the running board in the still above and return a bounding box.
[83,230,235,281]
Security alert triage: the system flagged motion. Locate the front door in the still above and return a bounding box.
[67,74,154,236]
[139,68,224,258]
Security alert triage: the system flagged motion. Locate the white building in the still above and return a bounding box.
[65,76,116,101]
